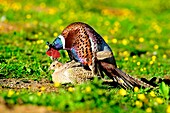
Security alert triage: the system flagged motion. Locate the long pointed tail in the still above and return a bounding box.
[100,61,154,89]
[114,68,154,89]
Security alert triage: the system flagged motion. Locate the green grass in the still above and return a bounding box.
[0,0,170,112]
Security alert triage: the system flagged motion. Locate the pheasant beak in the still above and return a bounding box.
[50,56,58,61]
[46,41,53,47]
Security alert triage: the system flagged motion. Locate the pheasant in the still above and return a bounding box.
[49,51,113,84]
[49,60,93,84]
[46,22,154,89]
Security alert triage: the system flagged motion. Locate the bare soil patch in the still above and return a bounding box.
[0,78,57,92]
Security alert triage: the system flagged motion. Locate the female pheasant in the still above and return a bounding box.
[46,22,154,89]
[49,60,92,84]
[48,51,113,84]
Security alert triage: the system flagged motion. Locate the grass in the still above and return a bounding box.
[0,0,170,112]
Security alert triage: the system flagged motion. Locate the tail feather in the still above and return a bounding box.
[114,68,154,89]
[99,61,154,89]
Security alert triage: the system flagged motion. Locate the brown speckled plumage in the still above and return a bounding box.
[49,22,155,89]
[62,22,94,66]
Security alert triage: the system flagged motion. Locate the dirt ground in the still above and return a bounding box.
[0,77,169,113]
[0,78,92,113]
[0,103,98,113]
[1,76,170,92]
[0,78,58,92]
[0,103,60,113]
[0,78,61,113]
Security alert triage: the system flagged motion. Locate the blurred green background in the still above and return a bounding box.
[0,0,170,112]
[0,0,170,79]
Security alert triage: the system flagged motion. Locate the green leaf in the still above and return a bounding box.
[159,82,169,100]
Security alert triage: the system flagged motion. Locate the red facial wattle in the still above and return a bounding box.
[52,49,60,58]
[46,48,60,58]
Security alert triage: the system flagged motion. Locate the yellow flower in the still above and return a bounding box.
[137,62,140,66]
[124,57,129,61]
[135,101,143,108]
[114,21,120,27]
[140,68,144,71]
[48,8,57,15]
[139,37,144,43]
[112,38,117,43]
[11,2,21,11]
[40,86,46,91]
[85,86,91,93]
[26,14,31,19]
[54,82,61,87]
[143,67,146,71]
[114,27,119,32]
[151,56,156,61]
[132,55,137,59]
[134,87,139,92]
[37,92,42,96]
[7,90,15,97]
[53,32,58,37]
[118,88,127,96]
[103,36,108,43]
[146,107,152,113]
[156,98,163,104]
[16,92,19,95]
[122,39,128,45]
[154,45,159,50]
[123,51,129,57]
[133,60,136,63]
[163,54,167,59]
[137,93,148,104]
[138,94,146,101]
[110,29,115,35]
[45,45,49,49]
[68,87,74,92]
[149,61,154,65]
[37,40,44,44]
[149,91,156,97]
[34,34,38,38]
[167,105,170,113]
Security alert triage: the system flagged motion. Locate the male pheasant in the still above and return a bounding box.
[46,22,154,89]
